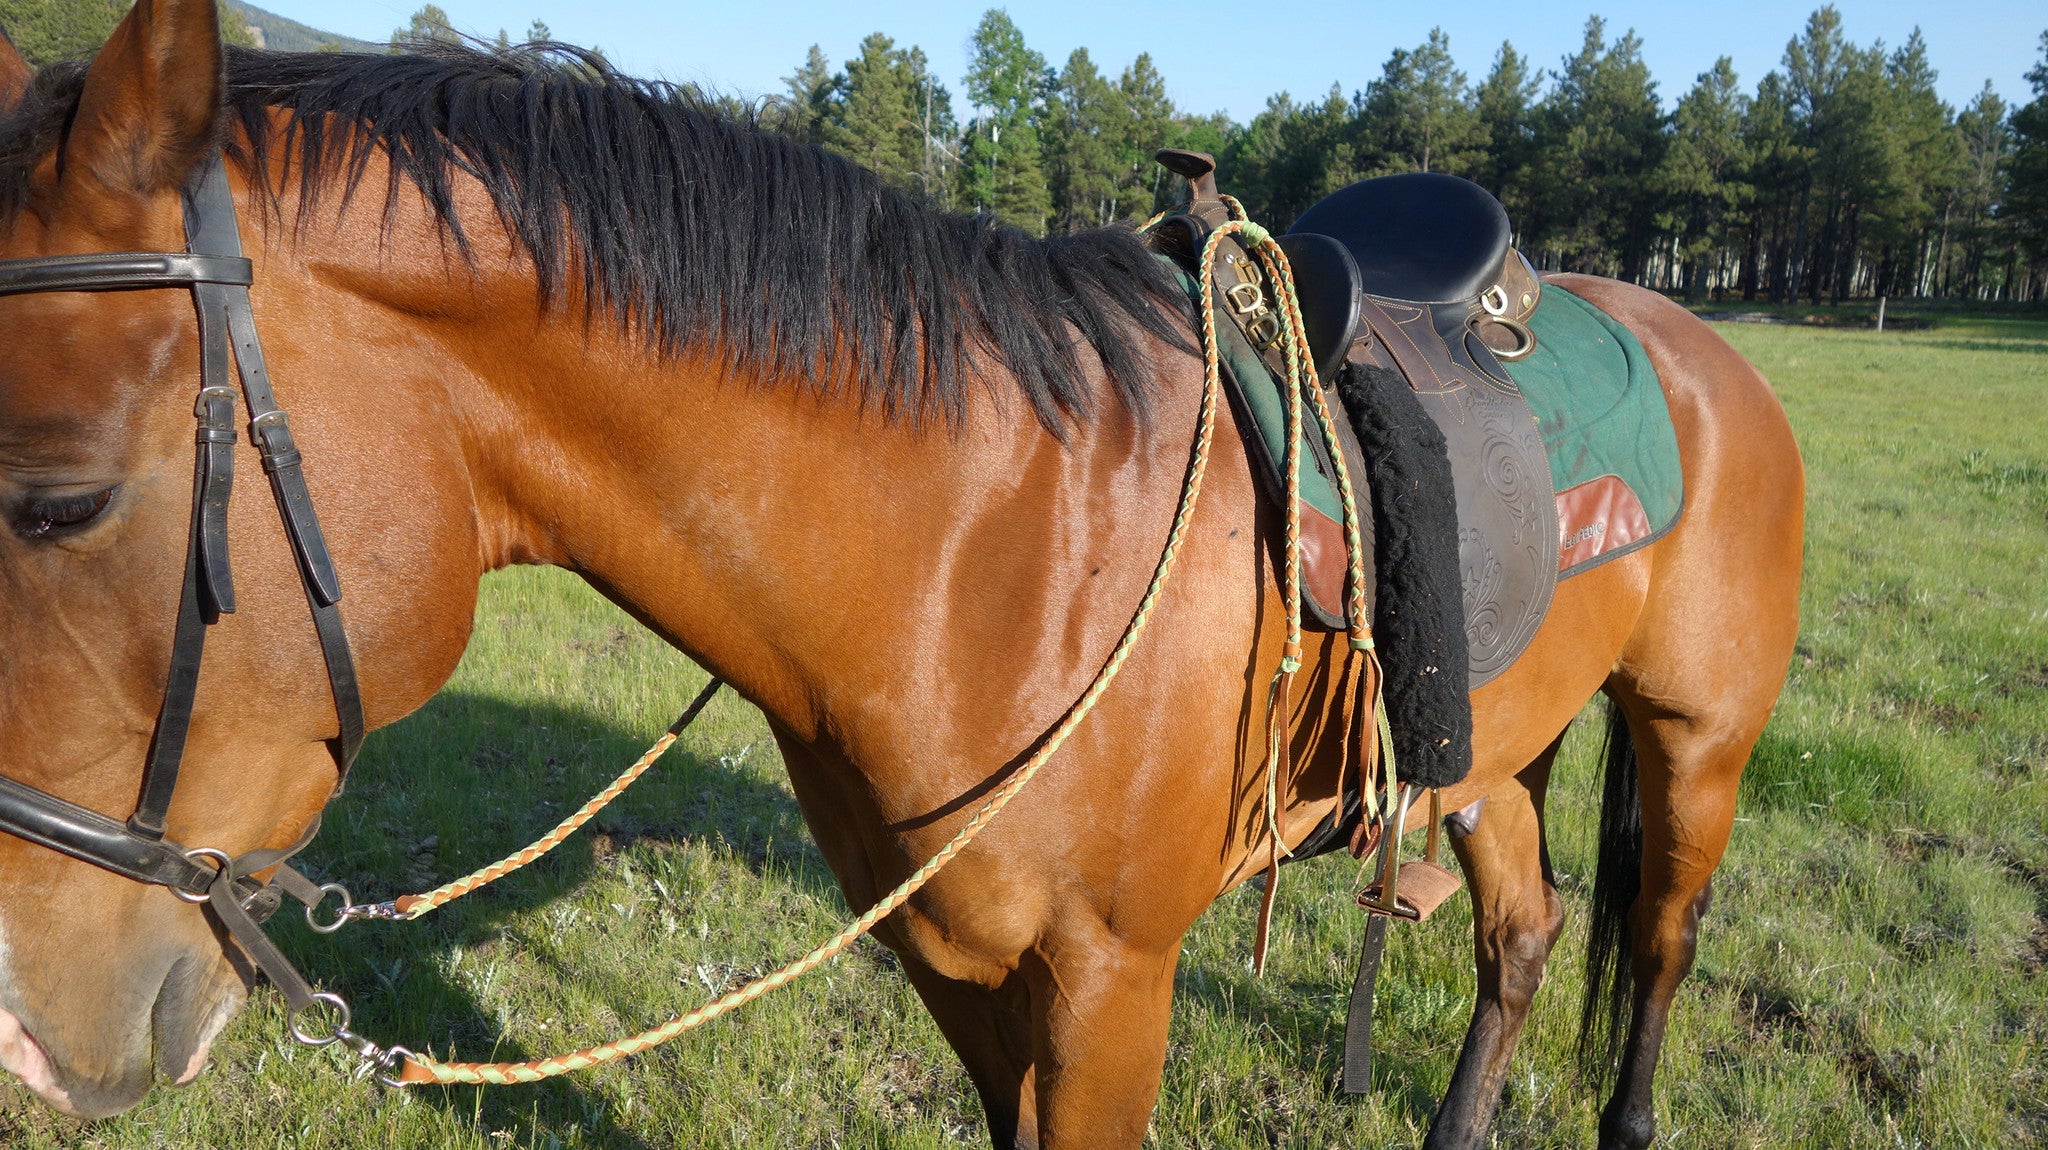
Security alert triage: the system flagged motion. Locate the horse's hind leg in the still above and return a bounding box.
[1588,685,1765,1150]
[1424,733,1568,1150]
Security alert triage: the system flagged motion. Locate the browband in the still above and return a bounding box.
[0,252,253,297]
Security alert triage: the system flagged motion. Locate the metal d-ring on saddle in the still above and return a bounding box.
[0,154,394,1075]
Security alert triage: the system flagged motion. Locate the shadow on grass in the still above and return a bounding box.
[1911,337,2048,354]
[262,685,1472,1143]
[261,688,830,1148]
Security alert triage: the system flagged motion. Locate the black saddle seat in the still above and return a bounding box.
[1289,172,1511,305]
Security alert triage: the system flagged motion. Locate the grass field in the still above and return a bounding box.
[2,312,2044,1148]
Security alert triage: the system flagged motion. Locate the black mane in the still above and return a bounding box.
[1,45,1192,431]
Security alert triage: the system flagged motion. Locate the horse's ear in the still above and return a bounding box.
[60,0,224,198]
[0,26,30,113]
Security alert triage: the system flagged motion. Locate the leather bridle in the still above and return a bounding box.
[0,154,382,1061]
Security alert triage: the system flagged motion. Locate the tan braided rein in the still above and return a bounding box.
[295,213,1358,1088]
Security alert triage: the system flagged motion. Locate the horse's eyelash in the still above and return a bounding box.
[20,489,113,536]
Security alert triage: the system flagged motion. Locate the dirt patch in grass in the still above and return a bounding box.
[2023,919,2048,977]
[1987,848,2048,976]
[568,627,634,659]
[1737,984,1810,1040]
[1882,697,1982,731]
[1736,985,1919,1115]
[1886,828,1959,863]
[1996,662,2048,696]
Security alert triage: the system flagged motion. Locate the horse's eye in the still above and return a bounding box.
[17,488,116,539]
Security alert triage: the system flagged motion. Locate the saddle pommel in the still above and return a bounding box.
[1155,149,1219,202]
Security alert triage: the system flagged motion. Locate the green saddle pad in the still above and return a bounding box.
[1503,285,1684,575]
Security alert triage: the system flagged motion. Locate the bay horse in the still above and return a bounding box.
[0,5,1802,1147]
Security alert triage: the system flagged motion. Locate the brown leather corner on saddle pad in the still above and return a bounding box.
[1554,474,1653,572]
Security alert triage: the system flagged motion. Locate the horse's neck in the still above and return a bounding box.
[446,285,1174,752]
[284,159,1215,788]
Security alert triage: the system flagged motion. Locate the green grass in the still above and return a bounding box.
[3,315,2045,1147]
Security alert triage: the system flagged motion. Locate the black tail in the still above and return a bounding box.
[1576,696,1641,1081]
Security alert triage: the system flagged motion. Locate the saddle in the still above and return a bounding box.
[1286,173,1557,688]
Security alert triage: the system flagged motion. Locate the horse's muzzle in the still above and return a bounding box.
[0,947,243,1118]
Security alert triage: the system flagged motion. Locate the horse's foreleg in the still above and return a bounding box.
[1424,735,1568,1150]
[897,954,1040,1149]
[1019,921,1178,1149]
[1596,695,1752,1150]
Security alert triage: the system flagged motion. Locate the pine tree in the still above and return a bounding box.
[1526,17,1667,279]
[825,34,921,185]
[1357,28,1483,176]
[1741,72,1808,300]
[1473,41,1541,219]
[1947,83,2012,297]
[1863,30,1961,297]
[391,4,457,51]
[1222,85,1357,226]
[1782,5,1894,301]
[1656,58,1751,299]
[773,45,837,145]
[959,9,1051,233]
[1116,53,1177,219]
[1043,48,1123,231]
[823,34,953,197]
[2004,32,2048,281]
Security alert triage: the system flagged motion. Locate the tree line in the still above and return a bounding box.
[0,0,253,59]
[8,1,2046,302]
[770,8,2048,304]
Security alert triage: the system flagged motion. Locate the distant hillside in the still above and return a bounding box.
[225,1,375,52]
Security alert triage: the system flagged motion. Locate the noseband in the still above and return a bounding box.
[0,155,363,952]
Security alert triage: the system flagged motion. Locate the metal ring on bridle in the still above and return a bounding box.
[303,882,356,934]
[174,847,233,904]
[288,992,352,1047]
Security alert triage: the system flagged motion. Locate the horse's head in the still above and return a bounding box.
[0,1,481,1116]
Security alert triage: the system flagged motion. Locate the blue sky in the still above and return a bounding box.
[258,1,2043,118]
